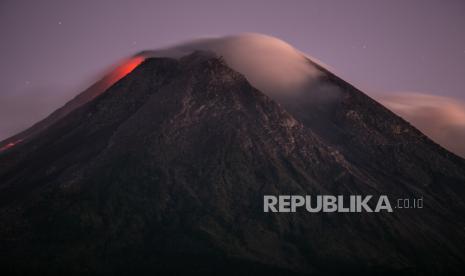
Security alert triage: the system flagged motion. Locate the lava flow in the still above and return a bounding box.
[97,56,145,92]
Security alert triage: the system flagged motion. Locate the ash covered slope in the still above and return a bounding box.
[0,51,465,275]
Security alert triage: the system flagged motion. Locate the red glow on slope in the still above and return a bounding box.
[112,56,145,82]
[0,139,22,152]
[98,56,145,92]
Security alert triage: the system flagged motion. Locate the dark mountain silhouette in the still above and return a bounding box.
[0,56,144,151]
[0,51,464,275]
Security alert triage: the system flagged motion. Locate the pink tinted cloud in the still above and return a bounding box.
[376,92,465,158]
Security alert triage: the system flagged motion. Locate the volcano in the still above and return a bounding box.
[1,34,465,275]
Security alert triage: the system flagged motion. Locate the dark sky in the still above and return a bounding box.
[1,0,464,140]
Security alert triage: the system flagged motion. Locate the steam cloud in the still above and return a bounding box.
[376,93,465,158]
[2,33,464,160]
[142,33,323,98]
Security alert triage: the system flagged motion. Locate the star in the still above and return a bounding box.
[58,21,62,25]
[362,45,367,49]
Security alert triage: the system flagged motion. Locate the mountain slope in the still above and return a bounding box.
[0,57,144,151]
[0,51,464,275]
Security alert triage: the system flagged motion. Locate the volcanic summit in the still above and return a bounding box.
[0,34,464,275]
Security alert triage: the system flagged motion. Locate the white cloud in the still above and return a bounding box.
[142,33,322,98]
[375,92,465,158]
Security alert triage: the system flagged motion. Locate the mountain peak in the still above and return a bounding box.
[139,33,323,98]
[1,48,465,275]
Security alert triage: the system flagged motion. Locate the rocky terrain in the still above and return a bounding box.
[0,51,464,275]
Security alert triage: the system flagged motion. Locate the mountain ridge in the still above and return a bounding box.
[0,51,465,275]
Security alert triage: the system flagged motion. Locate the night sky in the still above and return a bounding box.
[1,0,464,141]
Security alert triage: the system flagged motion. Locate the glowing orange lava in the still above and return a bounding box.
[112,56,145,81]
[99,56,145,91]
